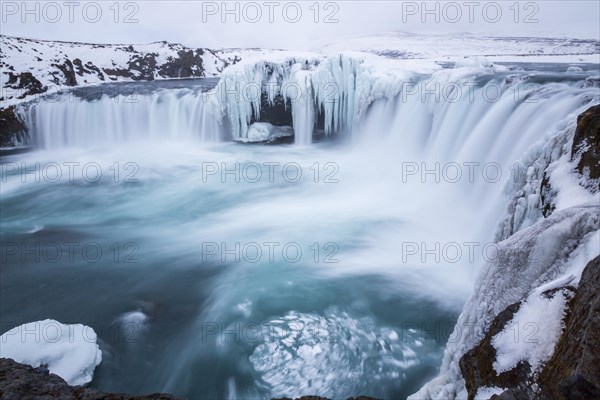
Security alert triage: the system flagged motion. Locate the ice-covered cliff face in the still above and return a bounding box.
[410,104,600,399]
[210,52,492,144]
[411,207,599,400]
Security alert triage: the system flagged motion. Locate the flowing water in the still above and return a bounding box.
[1,65,598,399]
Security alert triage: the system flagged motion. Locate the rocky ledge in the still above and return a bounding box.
[572,104,600,182]
[0,358,380,400]
[0,358,179,400]
[0,106,27,147]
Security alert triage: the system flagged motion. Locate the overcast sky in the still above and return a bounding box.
[1,1,599,49]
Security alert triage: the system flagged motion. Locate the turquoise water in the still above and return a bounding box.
[1,142,463,399]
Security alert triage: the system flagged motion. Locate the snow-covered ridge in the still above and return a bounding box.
[0,34,278,106]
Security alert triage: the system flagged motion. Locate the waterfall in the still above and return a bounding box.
[290,68,315,145]
[16,53,599,157]
[21,89,225,148]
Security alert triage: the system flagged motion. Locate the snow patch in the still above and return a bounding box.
[475,386,505,399]
[492,290,571,374]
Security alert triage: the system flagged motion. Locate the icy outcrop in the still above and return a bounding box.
[211,52,436,143]
[494,118,576,241]
[453,56,495,71]
[210,53,322,142]
[0,319,102,386]
[410,206,600,400]
[495,104,600,241]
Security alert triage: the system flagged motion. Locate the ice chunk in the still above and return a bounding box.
[236,122,293,143]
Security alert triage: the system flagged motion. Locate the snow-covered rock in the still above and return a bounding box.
[0,319,102,386]
[492,288,573,374]
[0,35,277,106]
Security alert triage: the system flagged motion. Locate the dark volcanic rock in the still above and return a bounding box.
[73,58,105,81]
[0,358,181,400]
[537,255,600,400]
[0,358,73,399]
[571,104,600,182]
[0,106,27,147]
[127,53,159,81]
[0,358,379,400]
[51,59,78,86]
[540,171,556,218]
[252,92,294,127]
[3,72,45,100]
[158,50,205,78]
[459,302,534,400]
[541,104,599,218]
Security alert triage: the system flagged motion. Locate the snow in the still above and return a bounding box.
[312,32,600,64]
[548,151,600,211]
[475,386,504,399]
[3,32,599,110]
[453,56,495,70]
[0,319,102,386]
[492,288,572,373]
